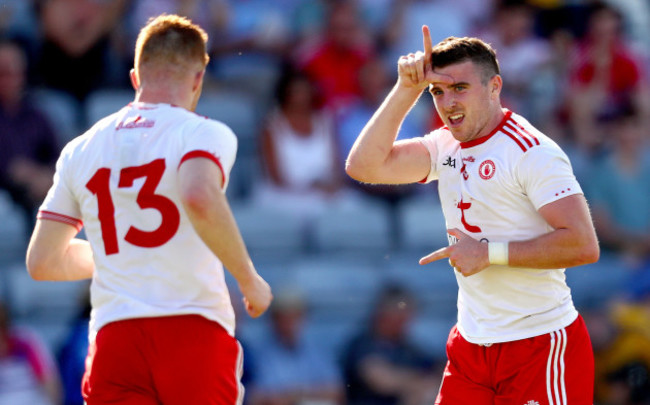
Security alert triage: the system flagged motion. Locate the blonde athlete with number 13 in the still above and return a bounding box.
[26,14,272,405]
[346,26,600,404]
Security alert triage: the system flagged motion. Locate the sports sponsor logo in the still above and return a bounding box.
[478,160,495,180]
[116,115,155,130]
[443,156,456,168]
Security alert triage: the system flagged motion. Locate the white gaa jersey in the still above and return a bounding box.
[39,102,238,338]
[420,109,581,344]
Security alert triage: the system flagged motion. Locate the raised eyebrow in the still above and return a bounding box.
[429,81,470,91]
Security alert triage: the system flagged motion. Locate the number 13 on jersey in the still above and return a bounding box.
[86,158,180,255]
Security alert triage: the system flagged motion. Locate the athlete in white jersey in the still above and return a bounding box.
[346,26,599,404]
[26,15,272,405]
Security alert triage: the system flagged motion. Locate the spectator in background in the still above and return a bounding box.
[341,285,440,405]
[0,0,39,54]
[478,1,552,121]
[0,39,59,233]
[248,289,343,405]
[207,0,293,100]
[584,108,650,266]
[255,68,349,227]
[130,0,229,42]
[385,0,472,67]
[567,2,650,151]
[588,299,650,404]
[0,300,62,405]
[295,0,374,112]
[57,292,90,405]
[34,0,129,101]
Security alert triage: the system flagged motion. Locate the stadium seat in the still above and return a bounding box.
[382,251,458,319]
[408,315,455,358]
[84,89,134,128]
[0,191,27,264]
[398,194,449,252]
[5,262,89,350]
[195,89,260,145]
[312,197,392,254]
[287,255,383,320]
[230,201,306,259]
[565,251,630,309]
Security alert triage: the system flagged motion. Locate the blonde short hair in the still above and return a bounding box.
[134,14,209,76]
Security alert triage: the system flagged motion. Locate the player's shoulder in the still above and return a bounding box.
[500,111,564,157]
[423,125,456,149]
[182,110,237,142]
[61,110,122,155]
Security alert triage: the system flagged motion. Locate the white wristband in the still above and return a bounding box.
[488,242,509,265]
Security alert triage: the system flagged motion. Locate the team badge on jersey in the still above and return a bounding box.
[478,160,496,180]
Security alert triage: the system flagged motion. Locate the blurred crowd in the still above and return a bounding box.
[1,0,650,404]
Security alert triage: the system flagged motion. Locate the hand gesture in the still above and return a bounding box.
[397,25,435,90]
[419,228,490,277]
[238,273,273,318]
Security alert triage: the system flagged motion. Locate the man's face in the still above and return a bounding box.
[428,60,499,143]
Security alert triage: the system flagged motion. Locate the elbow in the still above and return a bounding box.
[180,184,218,218]
[26,251,53,281]
[345,159,364,182]
[573,237,600,267]
[582,240,600,265]
[345,158,377,184]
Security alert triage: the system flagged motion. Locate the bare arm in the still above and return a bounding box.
[509,193,600,268]
[26,220,94,281]
[178,158,272,317]
[345,26,434,185]
[420,194,600,276]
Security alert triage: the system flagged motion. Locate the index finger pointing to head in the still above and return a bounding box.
[422,25,433,62]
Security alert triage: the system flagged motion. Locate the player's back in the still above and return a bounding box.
[54,102,238,336]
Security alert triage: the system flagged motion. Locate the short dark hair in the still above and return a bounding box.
[430,37,500,84]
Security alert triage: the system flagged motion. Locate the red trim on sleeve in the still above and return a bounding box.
[460,110,512,149]
[179,150,226,186]
[37,211,83,232]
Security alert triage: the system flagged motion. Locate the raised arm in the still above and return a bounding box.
[345,26,434,185]
[178,157,272,318]
[420,194,600,276]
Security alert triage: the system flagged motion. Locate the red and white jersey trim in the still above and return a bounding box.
[503,118,540,152]
[179,150,225,187]
[37,210,83,232]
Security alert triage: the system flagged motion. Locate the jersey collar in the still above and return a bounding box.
[459,109,512,149]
